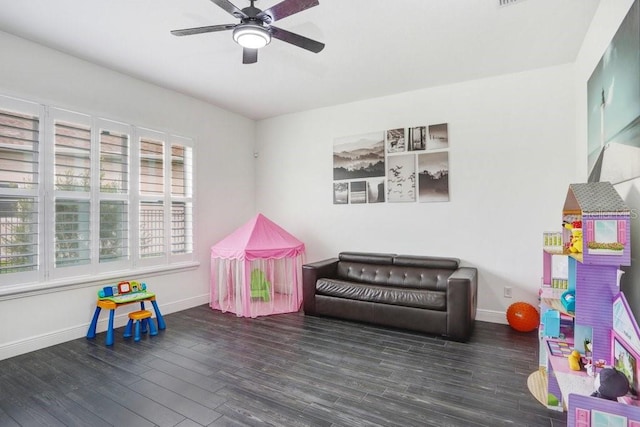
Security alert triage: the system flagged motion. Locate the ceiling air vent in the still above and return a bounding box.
[498,0,526,6]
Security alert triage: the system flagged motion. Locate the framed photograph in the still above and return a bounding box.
[427,123,449,150]
[367,178,385,203]
[418,152,449,202]
[386,128,405,153]
[387,154,416,202]
[333,182,349,204]
[350,181,366,204]
[333,132,385,180]
[587,0,640,184]
[408,126,426,151]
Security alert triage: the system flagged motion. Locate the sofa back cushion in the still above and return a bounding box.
[336,262,452,291]
[338,252,395,265]
[335,252,460,291]
[393,255,459,270]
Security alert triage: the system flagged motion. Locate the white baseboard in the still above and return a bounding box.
[1,300,507,361]
[0,294,209,361]
[476,308,508,324]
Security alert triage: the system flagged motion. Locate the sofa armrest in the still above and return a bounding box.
[446,267,478,341]
[302,258,339,315]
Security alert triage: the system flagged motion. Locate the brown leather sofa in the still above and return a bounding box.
[302,252,478,342]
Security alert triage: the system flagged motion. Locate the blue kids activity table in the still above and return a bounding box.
[86,284,166,346]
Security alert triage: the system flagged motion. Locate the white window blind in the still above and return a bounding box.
[171,201,191,254]
[0,109,39,189]
[54,120,91,192]
[170,140,193,256]
[99,200,128,263]
[140,137,164,196]
[54,198,90,267]
[100,128,129,193]
[52,113,92,272]
[0,104,40,276]
[140,200,164,258]
[138,132,166,261]
[99,122,130,265]
[0,94,195,290]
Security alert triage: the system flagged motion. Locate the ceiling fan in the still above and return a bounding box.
[170,0,325,64]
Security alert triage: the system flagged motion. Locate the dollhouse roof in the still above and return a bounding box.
[210,213,305,261]
[563,182,629,215]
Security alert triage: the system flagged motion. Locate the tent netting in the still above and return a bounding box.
[210,214,305,318]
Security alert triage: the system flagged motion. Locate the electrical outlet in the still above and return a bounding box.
[504,286,512,298]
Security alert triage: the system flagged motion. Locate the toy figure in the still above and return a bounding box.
[591,367,630,400]
[564,222,583,253]
[569,350,583,371]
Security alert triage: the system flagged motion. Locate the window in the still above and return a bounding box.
[0,95,194,290]
[170,139,193,256]
[137,131,194,264]
[0,98,41,284]
[53,112,92,271]
[139,133,165,260]
[98,120,130,267]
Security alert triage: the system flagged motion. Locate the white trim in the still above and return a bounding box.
[477,308,508,324]
[0,260,199,300]
[0,303,515,361]
[0,291,208,361]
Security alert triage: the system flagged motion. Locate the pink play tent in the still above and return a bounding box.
[210,213,305,318]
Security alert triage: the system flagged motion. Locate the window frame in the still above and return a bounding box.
[0,94,196,293]
[48,108,93,280]
[136,127,168,268]
[0,96,45,287]
[96,118,132,272]
[169,135,194,263]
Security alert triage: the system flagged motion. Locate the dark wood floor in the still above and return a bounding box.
[0,305,566,427]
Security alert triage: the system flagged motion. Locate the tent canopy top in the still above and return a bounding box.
[210,213,305,260]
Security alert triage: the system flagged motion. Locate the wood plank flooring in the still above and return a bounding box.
[0,305,566,426]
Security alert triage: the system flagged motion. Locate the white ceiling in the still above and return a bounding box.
[0,0,600,120]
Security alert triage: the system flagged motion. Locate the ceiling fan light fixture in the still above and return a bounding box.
[233,24,271,49]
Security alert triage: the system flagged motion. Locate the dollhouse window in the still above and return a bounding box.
[592,410,627,427]
[594,220,619,243]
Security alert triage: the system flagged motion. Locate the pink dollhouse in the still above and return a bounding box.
[563,182,631,363]
[539,182,640,425]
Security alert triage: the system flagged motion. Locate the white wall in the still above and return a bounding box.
[0,31,256,360]
[255,64,577,323]
[574,0,640,318]
[3,0,631,357]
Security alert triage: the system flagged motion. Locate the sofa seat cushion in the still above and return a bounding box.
[315,278,446,311]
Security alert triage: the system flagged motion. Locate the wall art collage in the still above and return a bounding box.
[332,124,449,204]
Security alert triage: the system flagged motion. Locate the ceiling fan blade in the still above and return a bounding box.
[270,26,325,53]
[171,24,236,36]
[257,0,319,23]
[243,48,258,64]
[210,0,248,19]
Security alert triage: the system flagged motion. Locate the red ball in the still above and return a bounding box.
[506,302,539,332]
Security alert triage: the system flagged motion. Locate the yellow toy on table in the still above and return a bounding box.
[568,350,583,371]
